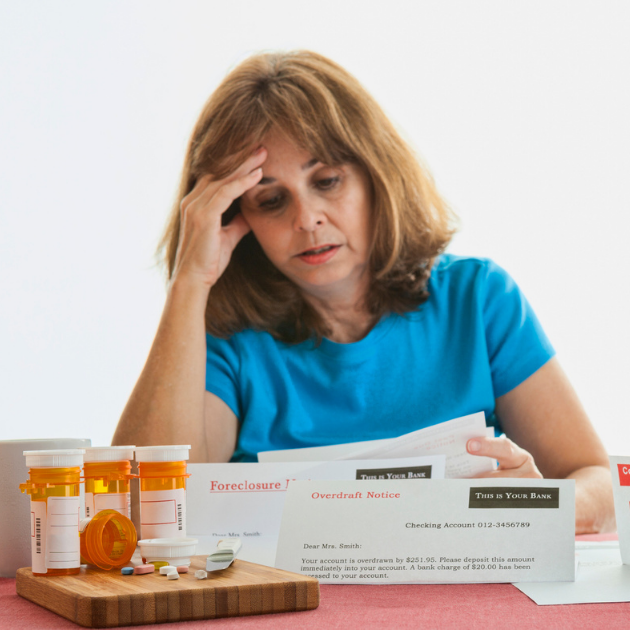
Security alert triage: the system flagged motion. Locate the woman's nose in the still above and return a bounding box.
[292,197,326,232]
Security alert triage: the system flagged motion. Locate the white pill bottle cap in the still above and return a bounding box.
[23,449,85,468]
[134,445,191,462]
[83,446,135,462]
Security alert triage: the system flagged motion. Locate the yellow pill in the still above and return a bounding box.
[151,561,169,569]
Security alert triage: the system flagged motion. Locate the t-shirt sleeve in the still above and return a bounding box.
[205,333,242,420]
[481,260,555,398]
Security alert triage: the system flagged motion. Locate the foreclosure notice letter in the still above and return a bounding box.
[275,479,575,584]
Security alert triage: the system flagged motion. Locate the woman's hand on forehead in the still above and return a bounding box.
[171,147,267,291]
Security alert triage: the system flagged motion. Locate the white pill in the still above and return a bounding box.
[160,565,176,575]
[167,571,179,580]
[195,570,208,580]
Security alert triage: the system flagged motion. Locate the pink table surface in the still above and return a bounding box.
[2,533,626,630]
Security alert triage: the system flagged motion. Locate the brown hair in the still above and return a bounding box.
[159,50,456,343]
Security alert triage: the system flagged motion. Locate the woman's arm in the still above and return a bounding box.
[112,280,238,462]
[467,357,615,534]
[112,148,266,462]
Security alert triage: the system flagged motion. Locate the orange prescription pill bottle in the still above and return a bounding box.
[83,446,136,519]
[79,509,137,570]
[19,449,85,576]
[135,446,191,539]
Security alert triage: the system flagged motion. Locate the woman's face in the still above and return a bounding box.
[240,131,373,300]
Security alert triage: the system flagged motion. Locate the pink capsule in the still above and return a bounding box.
[176,566,189,573]
[133,564,155,575]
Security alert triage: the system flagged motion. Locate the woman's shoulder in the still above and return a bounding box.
[206,327,275,347]
[430,253,508,287]
[206,327,296,359]
[432,252,497,274]
[428,253,520,309]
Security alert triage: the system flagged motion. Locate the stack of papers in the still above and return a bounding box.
[188,456,446,566]
[258,411,496,478]
[189,412,494,566]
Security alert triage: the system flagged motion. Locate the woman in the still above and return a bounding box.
[113,50,614,534]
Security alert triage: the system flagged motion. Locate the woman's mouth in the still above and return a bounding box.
[297,244,341,265]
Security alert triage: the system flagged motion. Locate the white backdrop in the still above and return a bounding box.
[1,1,628,453]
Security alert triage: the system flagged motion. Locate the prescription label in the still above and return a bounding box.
[29,497,80,573]
[617,464,630,487]
[86,492,131,518]
[46,496,80,569]
[30,501,46,574]
[140,488,186,539]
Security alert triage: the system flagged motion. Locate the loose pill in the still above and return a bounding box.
[159,565,176,575]
[167,571,179,580]
[133,564,155,575]
[176,566,189,573]
[195,570,208,580]
[151,561,169,569]
[121,567,134,575]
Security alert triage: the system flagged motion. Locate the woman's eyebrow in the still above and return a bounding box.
[302,158,319,170]
[256,158,320,186]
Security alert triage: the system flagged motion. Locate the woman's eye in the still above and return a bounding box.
[316,176,340,190]
[259,195,284,210]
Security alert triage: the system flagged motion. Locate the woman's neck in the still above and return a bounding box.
[301,276,376,344]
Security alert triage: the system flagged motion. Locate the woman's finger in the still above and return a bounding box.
[468,437,529,468]
[182,147,267,208]
[222,146,266,183]
[222,213,251,251]
[179,167,261,238]
[468,436,542,478]
[212,167,263,209]
[180,173,214,214]
[183,163,265,226]
[183,148,267,214]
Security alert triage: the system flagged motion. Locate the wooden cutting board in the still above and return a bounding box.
[16,556,320,628]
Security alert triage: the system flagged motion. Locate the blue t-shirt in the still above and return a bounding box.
[205,255,555,462]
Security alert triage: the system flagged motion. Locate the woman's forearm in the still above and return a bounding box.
[112,278,210,461]
[569,465,616,534]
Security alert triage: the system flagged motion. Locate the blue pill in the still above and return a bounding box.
[121,567,134,575]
